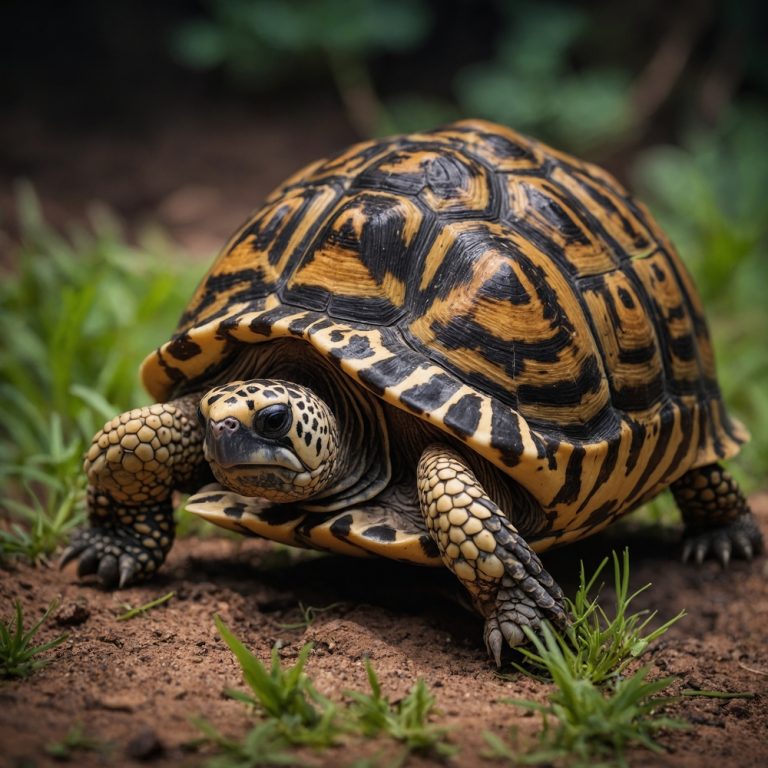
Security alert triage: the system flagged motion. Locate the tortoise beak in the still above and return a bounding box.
[204,421,305,472]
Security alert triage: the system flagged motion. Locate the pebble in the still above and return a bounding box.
[55,601,91,626]
[125,726,164,760]
[97,693,146,712]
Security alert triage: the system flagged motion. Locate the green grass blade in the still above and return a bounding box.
[117,592,176,621]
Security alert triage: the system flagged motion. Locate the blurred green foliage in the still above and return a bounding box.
[170,0,767,151]
[634,109,768,489]
[454,2,631,152]
[172,0,432,134]
[0,186,204,561]
[174,0,430,73]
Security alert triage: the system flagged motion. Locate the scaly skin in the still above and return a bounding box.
[416,443,566,666]
[61,395,207,586]
[672,463,764,566]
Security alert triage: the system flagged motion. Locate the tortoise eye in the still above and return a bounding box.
[254,404,292,438]
[196,405,206,428]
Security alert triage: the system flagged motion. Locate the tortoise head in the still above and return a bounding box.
[199,379,340,502]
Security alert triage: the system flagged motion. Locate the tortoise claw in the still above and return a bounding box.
[97,554,119,587]
[483,580,567,667]
[77,546,101,577]
[118,555,138,589]
[499,619,526,648]
[59,544,82,570]
[737,539,754,561]
[715,539,731,568]
[682,516,763,567]
[61,526,168,588]
[733,526,756,560]
[484,624,504,668]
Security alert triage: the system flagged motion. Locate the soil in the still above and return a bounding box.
[1,494,766,768]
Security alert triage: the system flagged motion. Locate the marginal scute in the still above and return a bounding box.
[141,118,746,549]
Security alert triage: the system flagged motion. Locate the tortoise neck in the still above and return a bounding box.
[201,339,391,511]
[294,355,392,511]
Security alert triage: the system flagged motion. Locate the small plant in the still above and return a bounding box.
[276,601,345,630]
[0,467,85,565]
[44,723,108,760]
[193,719,297,768]
[0,599,68,679]
[117,591,176,621]
[203,618,457,764]
[514,548,684,685]
[214,615,340,746]
[487,551,688,765]
[488,624,685,767]
[346,659,456,760]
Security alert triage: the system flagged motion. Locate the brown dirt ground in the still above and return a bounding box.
[1,494,766,768]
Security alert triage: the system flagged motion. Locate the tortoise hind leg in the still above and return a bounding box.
[671,463,764,566]
[61,395,209,587]
[416,444,566,666]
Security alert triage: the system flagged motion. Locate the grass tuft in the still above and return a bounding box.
[44,723,109,759]
[512,548,684,685]
[213,615,341,747]
[0,599,68,679]
[117,591,176,621]
[203,617,456,764]
[345,658,457,759]
[276,601,345,631]
[192,719,298,768]
[488,625,685,767]
[488,550,687,766]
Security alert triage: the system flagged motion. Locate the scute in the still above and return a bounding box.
[141,119,746,545]
[283,191,423,324]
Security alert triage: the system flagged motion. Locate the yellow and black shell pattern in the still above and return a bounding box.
[141,119,746,549]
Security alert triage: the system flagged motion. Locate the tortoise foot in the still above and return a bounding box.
[417,443,567,666]
[682,514,764,567]
[483,575,567,667]
[61,490,175,587]
[60,526,166,587]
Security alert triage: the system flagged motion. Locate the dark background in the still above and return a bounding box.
[2,0,766,250]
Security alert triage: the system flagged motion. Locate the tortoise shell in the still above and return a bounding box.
[141,119,746,549]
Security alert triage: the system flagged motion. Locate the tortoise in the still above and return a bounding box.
[62,119,763,664]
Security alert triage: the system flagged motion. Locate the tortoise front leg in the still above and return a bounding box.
[61,395,209,587]
[672,463,764,566]
[417,444,566,666]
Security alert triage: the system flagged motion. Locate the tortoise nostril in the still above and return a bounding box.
[211,417,240,437]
